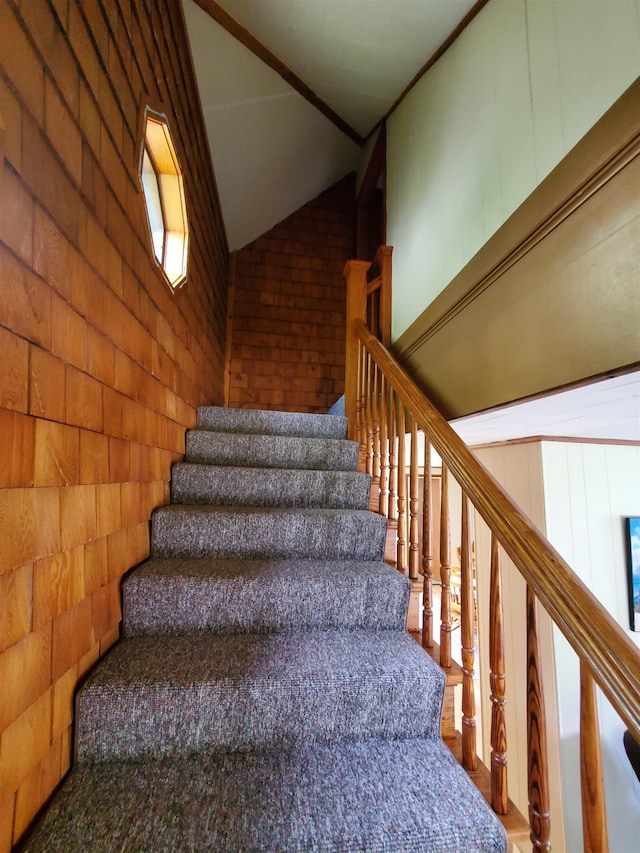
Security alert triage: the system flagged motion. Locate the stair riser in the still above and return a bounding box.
[186,431,359,471]
[197,406,348,439]
[170,465,371,509]
[76,635,444,764]
[77,681,441,762]
[27,741,508,853]
[122,561,411,636]
[151,508,387,561]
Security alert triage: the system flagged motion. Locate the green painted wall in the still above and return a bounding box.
[387,0,640,340]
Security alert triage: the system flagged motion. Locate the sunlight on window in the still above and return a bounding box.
[139,107,189,290]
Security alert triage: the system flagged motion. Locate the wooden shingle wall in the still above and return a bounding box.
[228,175,355,413]
[0,0,228,846]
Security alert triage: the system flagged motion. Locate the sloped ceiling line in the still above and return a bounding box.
[370,0,491,138]
[192,0,365,146]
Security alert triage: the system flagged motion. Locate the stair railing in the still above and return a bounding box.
[344,253,640,853]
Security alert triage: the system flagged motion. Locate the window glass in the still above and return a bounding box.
[141,147,165,264]
[139,108,188,290]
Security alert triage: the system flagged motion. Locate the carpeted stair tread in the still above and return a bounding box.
[75,630,445,762]
[123,557,410,635]
[171,464,371,509]
[22,403,508,852]
[151,505,388,560]
[197,405,348,439]
[185,430,359,471]
[24,739,507,852]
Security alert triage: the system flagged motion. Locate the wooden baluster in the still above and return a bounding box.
[421,434,433,649]
[580,662,609,853]
[364,353,374,476]
[371,362,381,495]
[396,400,407,573]
[439,463,452,667]
[461,493,477,770]
[527,586,551,852]
[489,533,508,814]
[408,414,420,580]
[388,388,398,524]
[356,341,365,450]
[378,375,390,517]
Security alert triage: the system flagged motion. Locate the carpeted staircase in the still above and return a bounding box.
[25,407,507,852]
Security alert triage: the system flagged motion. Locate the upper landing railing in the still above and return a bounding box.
[344,247,640,853]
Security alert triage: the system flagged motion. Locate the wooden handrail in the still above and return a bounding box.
[351,317,640,744]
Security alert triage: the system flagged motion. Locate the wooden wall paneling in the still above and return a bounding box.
[395,79,640,420]
[0,0,229,845]
[229,174,355,413]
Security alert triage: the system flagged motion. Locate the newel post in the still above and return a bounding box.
[344,259,371,441]
[374,245,393,348]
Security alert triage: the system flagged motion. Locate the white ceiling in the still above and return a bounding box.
[182,0,479,250]
[211,0,478,137]
[182,2,639,443]
[451,371,640,446]
[183,0,361,251]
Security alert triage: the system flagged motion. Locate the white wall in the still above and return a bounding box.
[473,442,566,852]
[473,440,640,852]
[541,442,640,853]
[387,0,640,340]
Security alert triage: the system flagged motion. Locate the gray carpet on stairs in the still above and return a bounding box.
[151,505,388,560]
[24,406,507,852]
[75,630,445,762]
[123,557,411,635]
[196,405,348,439]
[186,430,359,470]
[26,740,507,852]
[171,464,371,508]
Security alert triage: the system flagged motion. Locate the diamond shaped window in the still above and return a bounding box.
[139,107,188,290]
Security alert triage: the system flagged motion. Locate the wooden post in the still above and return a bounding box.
[396,400,407,573]
[374,245,393,348]
[490,533,508,814]
[371,363,381,487]
[388,388,398,524]
[408,414,420,580]
[364,353,374,476]
[356,341,364,449]
[439,464,452,667]
[379,375,390,517]
[580,662,609,853]
[527,586,551,852]
[344,259,371,441]
[421,434,433,649]
[461,493,477,770]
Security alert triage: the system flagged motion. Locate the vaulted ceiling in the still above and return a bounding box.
[182,0,480,250]
[181,1,640,442]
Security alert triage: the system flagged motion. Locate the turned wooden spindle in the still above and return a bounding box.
[580,662,609,853]
[358,350,366,464]
[371,363,381,488]
[408,414,420,580]
[378,376,390,518]
[527,585,552,852]
[388,388,398,524]
[364,353,374,476]
[421,434,433,649]
[489,533,508,814]
[355,342,365,448]
[461,493,477,770]
[439,464,452,667]
[395,400,407,573]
